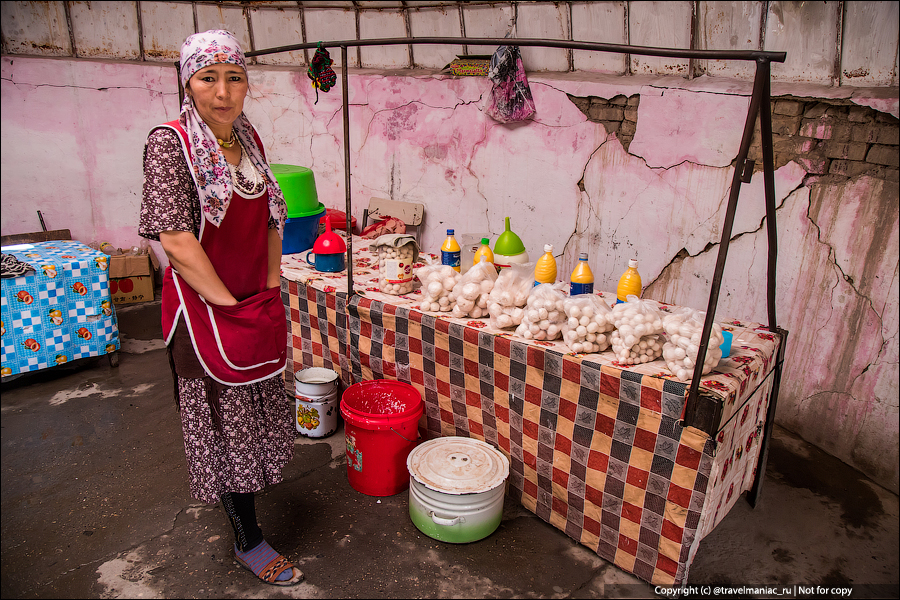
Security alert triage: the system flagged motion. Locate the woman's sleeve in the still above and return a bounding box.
[138,128,201,241]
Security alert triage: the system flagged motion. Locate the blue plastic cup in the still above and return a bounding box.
[720,330,733,358]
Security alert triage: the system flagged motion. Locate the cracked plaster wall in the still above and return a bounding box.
[1,55,898,493]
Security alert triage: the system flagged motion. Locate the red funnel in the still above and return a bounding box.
[312,216,347,254]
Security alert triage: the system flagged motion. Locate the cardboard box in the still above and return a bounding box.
[109,249,158,305]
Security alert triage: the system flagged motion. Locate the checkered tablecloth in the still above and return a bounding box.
[280,239,781,586]
[2,241,119,377]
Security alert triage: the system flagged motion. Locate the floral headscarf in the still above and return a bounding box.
[178,30,287,238]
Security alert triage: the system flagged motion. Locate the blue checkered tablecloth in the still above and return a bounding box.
[1,241,119,376]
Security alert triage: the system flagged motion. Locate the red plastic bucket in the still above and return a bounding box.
[340,380,423,496]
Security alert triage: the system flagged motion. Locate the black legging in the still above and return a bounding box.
[221,492,264,552]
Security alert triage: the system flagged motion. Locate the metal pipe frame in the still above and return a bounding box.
[243,35,787,502]
[245,36,786,62]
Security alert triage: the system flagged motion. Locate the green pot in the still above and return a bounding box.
[271,164,319,218]
[406,437,509,544]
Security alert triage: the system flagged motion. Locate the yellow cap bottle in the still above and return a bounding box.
[473,238,494,266]
[616,259,642,303]
[534,244,557,285]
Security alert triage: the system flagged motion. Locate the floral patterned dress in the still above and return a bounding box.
[139,128,294,504]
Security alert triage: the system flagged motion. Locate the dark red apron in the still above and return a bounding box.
[158,121,286,386]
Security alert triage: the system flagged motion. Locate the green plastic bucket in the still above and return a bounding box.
[271,164,319,218]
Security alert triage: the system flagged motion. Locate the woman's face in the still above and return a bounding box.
[187,63,248,135]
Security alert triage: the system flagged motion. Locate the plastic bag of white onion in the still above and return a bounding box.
[661,307,724,381]
[514,283,568,341]
[610,331,663,364]
[486,262,533,329]
[561,293,615,354]
[416,262,460,312]
[609,295,664,350]
[449,259,498,319]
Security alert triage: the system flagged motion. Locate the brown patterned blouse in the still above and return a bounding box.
[138,128,275,242]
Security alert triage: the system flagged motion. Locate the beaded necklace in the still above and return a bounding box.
[216,129,237,148]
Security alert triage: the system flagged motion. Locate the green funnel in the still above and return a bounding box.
[493,217,526,256]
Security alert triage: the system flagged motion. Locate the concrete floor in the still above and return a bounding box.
[2,299,898,599]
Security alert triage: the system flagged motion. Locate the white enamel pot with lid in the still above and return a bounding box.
[406,436,510,543]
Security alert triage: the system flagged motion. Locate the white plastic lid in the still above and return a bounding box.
[628,259,638,268]
[407,437,510,494]
[544,244,553,253]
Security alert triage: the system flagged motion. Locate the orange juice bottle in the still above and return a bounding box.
[441,229,461,272]
[534,244,557,285]
[569,253,594,295]
[616,259,642,304]
[473,238,494,266]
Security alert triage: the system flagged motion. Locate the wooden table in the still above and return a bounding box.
[280,237,782,586]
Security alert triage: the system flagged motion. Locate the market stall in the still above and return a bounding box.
[252,35,788,587]
[280,241,782,585]
[243,34,787,448]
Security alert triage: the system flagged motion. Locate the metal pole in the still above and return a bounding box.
[684,59,767,421]
[175,62,184,106]
[246,36,786,64]
[747,327,788,507]
[746,59,785,508]
[341,45,353,297]
[759,60,779,330]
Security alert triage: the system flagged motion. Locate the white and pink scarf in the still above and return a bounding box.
[178,30,287,237]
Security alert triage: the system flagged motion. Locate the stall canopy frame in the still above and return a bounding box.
[180,36,788,506]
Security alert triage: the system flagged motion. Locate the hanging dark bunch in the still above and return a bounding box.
[307,42,337,104]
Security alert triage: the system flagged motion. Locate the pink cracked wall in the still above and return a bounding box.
[1,55,897,493]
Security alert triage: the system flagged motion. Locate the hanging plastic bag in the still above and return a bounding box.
[485,45,536,123]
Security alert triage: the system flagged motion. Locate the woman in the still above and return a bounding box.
[138,30,303,586]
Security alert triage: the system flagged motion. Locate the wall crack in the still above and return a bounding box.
[644,179,801,293]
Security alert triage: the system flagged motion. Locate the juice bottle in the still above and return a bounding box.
[569,252,594,295]
[534,244,557,285]
[473,238,494,266]
[441,229,461,272]
[616,259,642,304]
